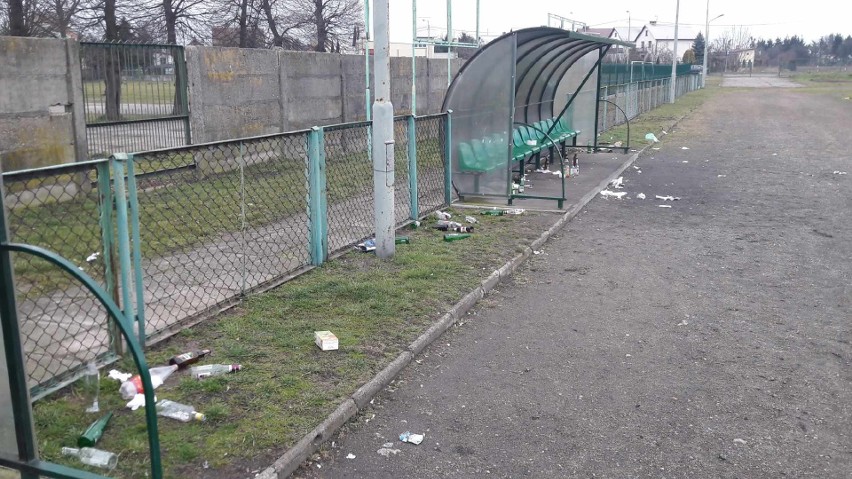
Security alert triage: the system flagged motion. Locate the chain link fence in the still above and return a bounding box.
[2,160,120,399]
[8,114,449,398]
[413,114,448,214]
[131,131,312,340]
[598,74,702,133]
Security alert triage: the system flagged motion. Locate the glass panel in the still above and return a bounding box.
[443,34,513,197]
[0,320,19,457]
[554,50,601,146]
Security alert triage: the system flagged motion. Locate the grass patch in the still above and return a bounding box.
[32,207,554,478]
[601,77,721,147]
[788,71,852,97]
[84,81,177,106]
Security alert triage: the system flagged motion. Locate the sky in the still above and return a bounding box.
[382,0,852,45]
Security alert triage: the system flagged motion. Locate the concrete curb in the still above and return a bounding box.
[257,147,650,478]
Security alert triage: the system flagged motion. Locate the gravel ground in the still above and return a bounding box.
[297,87,851,478]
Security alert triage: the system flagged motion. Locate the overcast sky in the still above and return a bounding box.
[383,0,851,45]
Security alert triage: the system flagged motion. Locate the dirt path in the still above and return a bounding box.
[301,87,852,477]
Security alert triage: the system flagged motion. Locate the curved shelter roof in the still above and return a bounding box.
[442,27,630,200]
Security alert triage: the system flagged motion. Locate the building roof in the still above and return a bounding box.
[614,27,644,42]
[583,27,617,38]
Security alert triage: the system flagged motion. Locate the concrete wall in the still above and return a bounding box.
[187,46,464,143]
[0,36,87,172]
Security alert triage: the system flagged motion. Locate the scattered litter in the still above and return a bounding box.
[733,438,747,445]
[125,393,153,411]
[652,147,660,150]
[434,211,451,220]
[314,331,339,351]
[682,160,689,163]
[630,149,637,152]
[505,208,525,215]
[636,193,646,200]
[119,365,177,399]
[677,320,688,326]
[645,133,660,143]
[108,369,131,382]
[717,174,727,178]
[633,165,639,169]
[203,461,209,469]
[772,153,777,156]
[661,130,668,135]
[600,190,627,199]
[464,215,478,224]
[535,168,549,173]
[552,170,564,178]
[61,446,118,469]
[658,205,672,208]
[346,453,356,459]
[399,432,425,445]
[409,220,421,229]
[613,141,623,148]
[681,147,690,150]
[83,361,100,413]
[86,252,101,263]
[157,399,206,422]
[78,412,112,447]
[377,445,400,457]
[609,176,624,189]
[316,464,321,469]
[637,170,642,174]
[169,349,211,369]
[533,250,542,255]
[190,364,241,379]
[833,171,848,175]
[356,239,376,252]
[655,195,678,201]
[395,236,411,244]
[626,354,632,358]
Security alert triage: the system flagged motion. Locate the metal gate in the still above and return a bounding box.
[80,42,191,158]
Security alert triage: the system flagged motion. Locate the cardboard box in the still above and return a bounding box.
[314,331,338,351]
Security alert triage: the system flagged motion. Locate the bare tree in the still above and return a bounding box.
[260,0,308,48]
[283,0,361,52]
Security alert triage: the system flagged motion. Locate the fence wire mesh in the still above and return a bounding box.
[131,132,311,340]
[81,42,190,158]
[324,122,375,252]
[413,115,447,214]
[598,75,701,133]
[9,114,449,398]
[2,162,118,399]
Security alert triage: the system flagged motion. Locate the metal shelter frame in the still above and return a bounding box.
[441,27,631,206]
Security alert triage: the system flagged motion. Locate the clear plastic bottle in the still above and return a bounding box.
[83,361,100,413]
[61,446,118,470]
[190,364,241,379]
[119,365,178,399]
[156,399,205,422]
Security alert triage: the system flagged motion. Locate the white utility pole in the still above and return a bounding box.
[626,10,631,62]
[669,0,680,103]
[703,9,724,88]
[372,0,395,258]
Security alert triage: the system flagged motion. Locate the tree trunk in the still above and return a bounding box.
[313,0,326,52]
[8,0,26,36]
[262,0,283,47]
[103,0,121,121]
[162,0,184,116]
[238,0,249,48]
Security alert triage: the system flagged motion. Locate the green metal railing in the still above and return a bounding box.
[5,114,450,402]
[0,185,162,479]
[81,42,191,158]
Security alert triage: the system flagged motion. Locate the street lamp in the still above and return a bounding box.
[702,1,724,88]
[626,10,631,62]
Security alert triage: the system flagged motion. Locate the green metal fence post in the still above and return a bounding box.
[308,127,328,265]
[110,154,138,342]
[124,155,146,345]
[0,180,39,479]
[96,161,123,355]
[408,115,418,220]
[175,46,191,145]
[443,110,453,206]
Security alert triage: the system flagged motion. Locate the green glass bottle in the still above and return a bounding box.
[395,236,410,244]
[443,233,471,242]
[480,210,505,216]
[78,412,113,447]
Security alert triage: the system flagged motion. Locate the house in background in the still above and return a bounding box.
[634,21,698,63]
